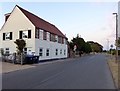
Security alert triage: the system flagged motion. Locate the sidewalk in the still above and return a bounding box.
[1,57,80,74]
[107,55,119,89]
[1,62,35,74]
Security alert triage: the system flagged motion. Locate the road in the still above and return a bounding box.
[2,54,116,89]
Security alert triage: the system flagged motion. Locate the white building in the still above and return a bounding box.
[0,5,68,60]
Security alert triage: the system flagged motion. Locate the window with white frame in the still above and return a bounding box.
[64,49,66,55]
[5,48,9,55]
[39,48,43,57]
[22,31,28,38]
[39,29,43,40]
[47,32,50,41]
[35,29,39,39]
[3,32,12,40]
[23,48,27,54]
[64,38,66,44]
[55,35,58,42]
[64,38,67,44]
[19,30,31,39]
[56,49,58,55]
[5,33,10,39]
[43,31,47,40]
[46,49,49,56]
[50,33,55,42]
[58,36,62,43]
[60,49,62,54]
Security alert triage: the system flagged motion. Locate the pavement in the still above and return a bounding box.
[2,53,116,89]
[1,57,73,74]
[1,62,35,74]
[1,57,74,74]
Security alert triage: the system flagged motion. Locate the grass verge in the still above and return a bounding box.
[107,59,119,89]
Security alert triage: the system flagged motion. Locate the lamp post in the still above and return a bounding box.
[113,13,118,63]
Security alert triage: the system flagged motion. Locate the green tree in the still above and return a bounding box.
[14,39,26,65]
[84,42,92,53]
[14,39,26,54]
[71,34,85,52]
[88,41,103,52]
[69,41,74,50]
[0,48,4,56]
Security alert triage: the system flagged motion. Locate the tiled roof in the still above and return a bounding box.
[17,5,66,38]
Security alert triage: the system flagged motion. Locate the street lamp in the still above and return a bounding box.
[113,13,118,63]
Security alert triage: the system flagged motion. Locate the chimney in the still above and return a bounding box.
[4,13,11,22]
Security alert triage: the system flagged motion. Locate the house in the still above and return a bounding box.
[0,5,68,60]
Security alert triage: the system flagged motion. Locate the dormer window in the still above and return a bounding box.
[43,31,47,40]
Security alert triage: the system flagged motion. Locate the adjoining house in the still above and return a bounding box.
[0,5,68,60]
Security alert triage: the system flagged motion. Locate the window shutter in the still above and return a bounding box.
[19,31,22,39]
[10,32,12,40]
[35,29,38,38]
[28,30,31,38]
[3,33,5,40]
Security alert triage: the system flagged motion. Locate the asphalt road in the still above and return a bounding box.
[2,53,116,89]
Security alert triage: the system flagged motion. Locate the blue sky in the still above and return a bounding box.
[0,2,118,50]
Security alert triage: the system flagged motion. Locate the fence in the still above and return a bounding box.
[2,53,39,64]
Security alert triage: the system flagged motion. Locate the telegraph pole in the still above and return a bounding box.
[113,13,118,63]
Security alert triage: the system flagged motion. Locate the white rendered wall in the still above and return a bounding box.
[35,39,68,60]
[0,6,35,54]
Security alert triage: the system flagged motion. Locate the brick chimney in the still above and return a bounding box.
[5,13,11,22]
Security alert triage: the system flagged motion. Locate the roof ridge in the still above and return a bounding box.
[16,5,56,28]
[16,5,66,38]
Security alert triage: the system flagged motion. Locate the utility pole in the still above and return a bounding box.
[113,13,118,63]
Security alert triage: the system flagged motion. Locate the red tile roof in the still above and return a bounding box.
[17,5,66,38]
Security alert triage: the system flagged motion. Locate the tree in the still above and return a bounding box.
[71,34,85,52]
[0,48,4,61]
[14,39,26,65]
[84,42,92,53]
[0,48,4,56]
[14,39,26,54]
[69,34,86,56]
[87,41,103,52]
[69,41,74,50]
[69,35,103,56]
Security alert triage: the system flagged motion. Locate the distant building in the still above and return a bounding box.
[0,5,68,60]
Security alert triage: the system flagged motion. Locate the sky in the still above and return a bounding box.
[0,1,119,50]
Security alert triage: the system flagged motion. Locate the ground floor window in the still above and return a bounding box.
[5,48,9,55]
[39,48,43,56]
[46,49,49,56]
[24,48,27,54]
[56,49,58,55]
[60,49,62,54]
[64,49,66,55]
